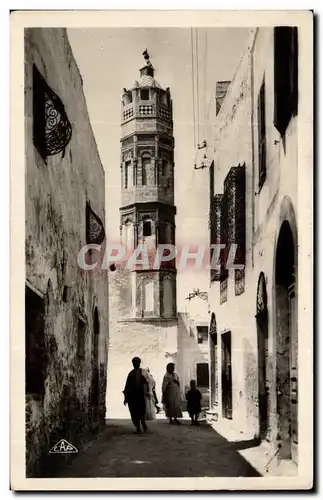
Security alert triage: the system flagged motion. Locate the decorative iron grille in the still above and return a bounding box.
[33,65,72,160]
[223,165,246,268]
[210,194,223,282]
[235,268,245,296]
[86,202,105,245]
[220,277,228,305]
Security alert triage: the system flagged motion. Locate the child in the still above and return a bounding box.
[186,380,202,426]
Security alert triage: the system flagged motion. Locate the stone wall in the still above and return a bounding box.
[25,28,109,476]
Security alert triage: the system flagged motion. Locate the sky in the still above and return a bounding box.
[67,27,250,312]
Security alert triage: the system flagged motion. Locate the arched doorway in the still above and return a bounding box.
[91,307,100,425]
[256,272,269,439]
[275,220,297,462]
[209,313,218,409]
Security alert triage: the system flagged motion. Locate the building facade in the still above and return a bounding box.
[207,27,299,470]
[25,28,109,476]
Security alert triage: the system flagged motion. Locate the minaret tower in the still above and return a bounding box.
[119,50,177,319]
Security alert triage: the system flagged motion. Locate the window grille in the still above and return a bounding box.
[123,108,134,121]
[235,268,245,296]
[210,194,223,282]
[33,64,72,160]
[220,277,228,305]
[223,166,246,270]
[159,106,170,120]
[139,105,153,116]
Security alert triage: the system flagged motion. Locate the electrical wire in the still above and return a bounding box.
[191,27,197,150]
[205,29,208,126]
[196,28,200,145]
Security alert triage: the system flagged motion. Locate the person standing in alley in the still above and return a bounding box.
[141,367,159,420]
[186,380,202,426]
[123,357,148,433]
[162,362,183,424]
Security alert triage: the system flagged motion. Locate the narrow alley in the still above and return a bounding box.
[52,417,261,478]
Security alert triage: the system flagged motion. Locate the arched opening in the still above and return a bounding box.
[275,220,297,462]
[256,272,269,439]
[122,218,133,252]
[209,313,218,409]
[91,307,100,423]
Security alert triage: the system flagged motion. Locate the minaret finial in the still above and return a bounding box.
[142,49,153,68]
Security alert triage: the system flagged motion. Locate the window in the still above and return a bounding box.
[143,218,152,237]
[197,326,208,344]
[77,317,86,361]
[140,89,150,100]
[33,64,72,160]
[140,89,150,101]
[25,285,47,399]
[274,27,298,136]
[258,81,266,190]
[196,363,209,388]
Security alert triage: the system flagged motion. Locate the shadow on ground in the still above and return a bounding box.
[46,418,262,478]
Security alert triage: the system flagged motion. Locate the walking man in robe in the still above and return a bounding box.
[123,357,148,433]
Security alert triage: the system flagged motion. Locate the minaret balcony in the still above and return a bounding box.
[121,185,174,207]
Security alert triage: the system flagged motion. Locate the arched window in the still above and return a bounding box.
[123,218,133,250]
[143,216,152,237]
[256,272,268,324]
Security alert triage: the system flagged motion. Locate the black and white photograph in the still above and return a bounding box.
[10,10,313,491]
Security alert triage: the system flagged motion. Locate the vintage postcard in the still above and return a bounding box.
[10,10,313,491]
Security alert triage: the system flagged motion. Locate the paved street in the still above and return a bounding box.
[55,417,261,478]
